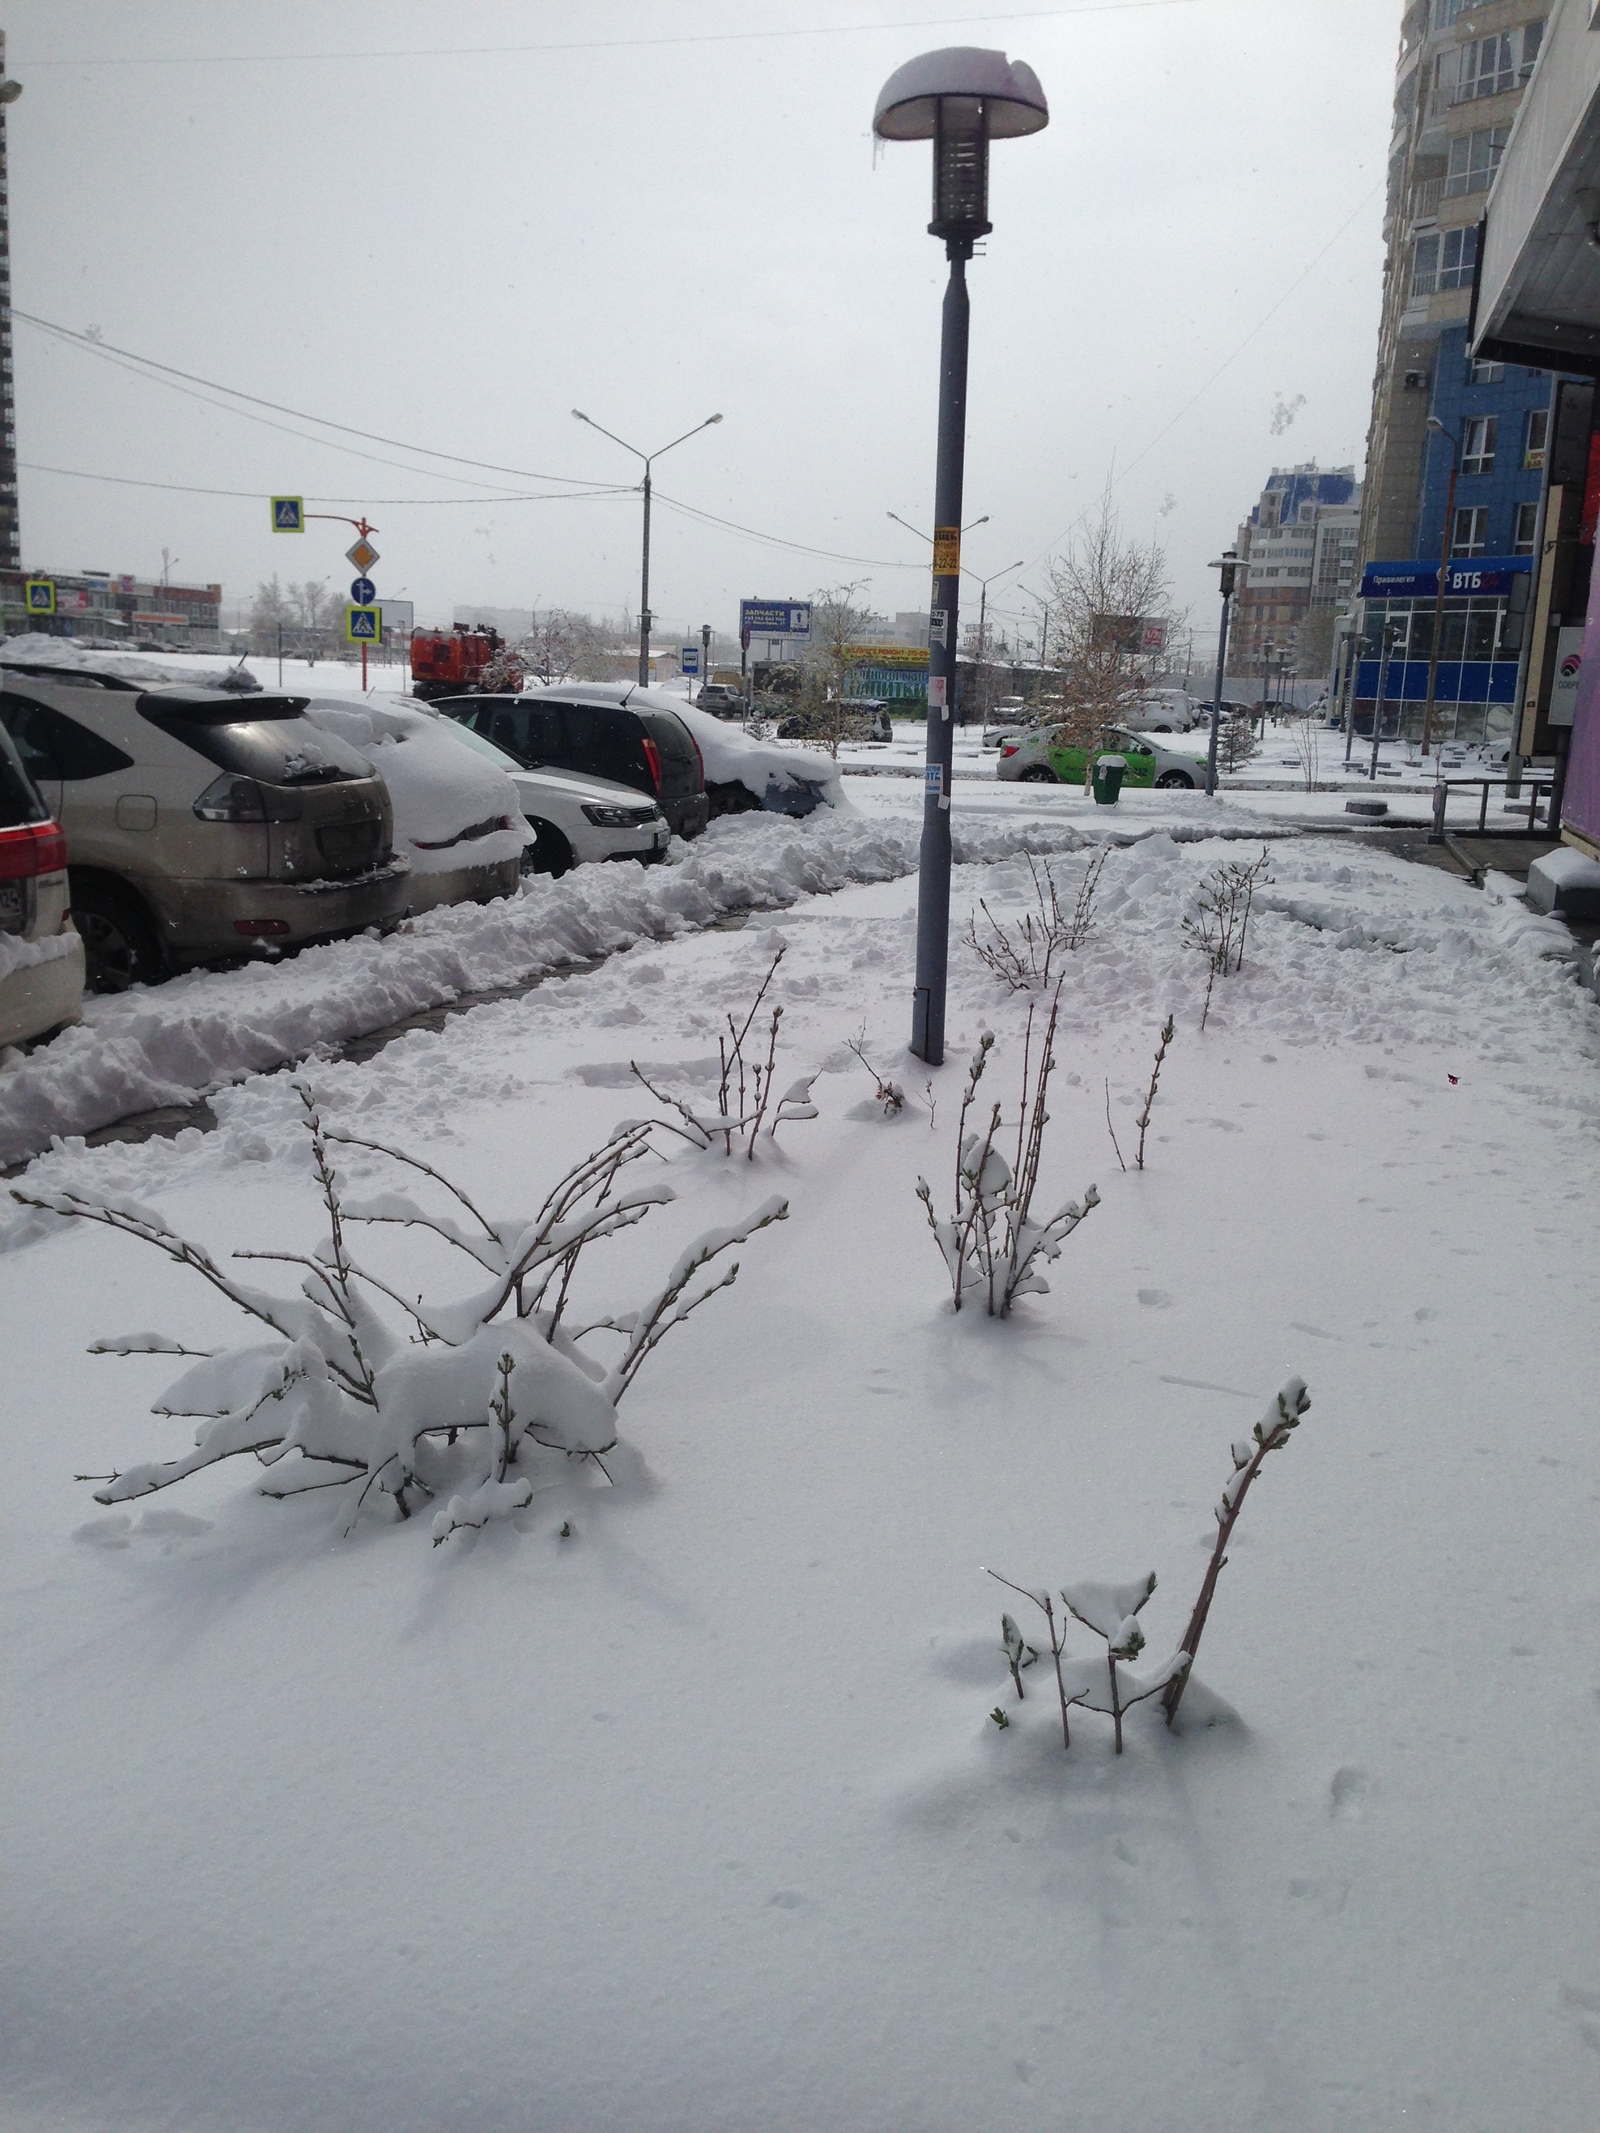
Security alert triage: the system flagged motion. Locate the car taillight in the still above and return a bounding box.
[687,731,705,789]
[1000,743,1019,758]
[0,820,67,880]
[193,775,302,824]
[641,736,663,793]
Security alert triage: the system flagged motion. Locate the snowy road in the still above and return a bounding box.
[3,814,1598,2133]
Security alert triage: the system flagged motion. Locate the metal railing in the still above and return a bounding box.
[1429,775,1552,841]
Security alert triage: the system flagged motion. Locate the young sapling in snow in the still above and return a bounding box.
[1134,1015,1175,1170]
[1162,1374,1310,1726]
[1183,846,1273,1029]
[17,1086,788,1541]
[1103,1077,1127,1173]
[915,990,1099,1317]
[1000,1613,1039,1699]
[631,942,819,1157]
[845,1029,905,1116]
[965,849,1107,993]
[988,1569,1189,1754]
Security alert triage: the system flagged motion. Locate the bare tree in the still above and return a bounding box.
[249,576,293,655]
[789,582,878,758]
[1043,484,1178,772]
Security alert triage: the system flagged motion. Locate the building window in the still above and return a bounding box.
[1512,500,1539,554]
[1451,505,1490,556]
[1456,21,1544,102]
[1411,224,1478,296]
[1523,405,1548,468]
[1461,415,1497,473]
[1467,356,1504,382]
[1445,123,1511,197]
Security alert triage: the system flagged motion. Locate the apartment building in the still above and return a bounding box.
[1231,463,1362,676]
[1349,0,1559,738]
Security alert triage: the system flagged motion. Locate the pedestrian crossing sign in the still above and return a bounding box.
[24,579,55,614]
[271,496,305,531]
[345,604,380,642]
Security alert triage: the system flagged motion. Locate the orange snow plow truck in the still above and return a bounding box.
[410,625,524,703]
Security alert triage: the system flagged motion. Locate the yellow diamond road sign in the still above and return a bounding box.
[345,537,379,573]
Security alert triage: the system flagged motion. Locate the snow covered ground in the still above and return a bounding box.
[3,805,1598,2133]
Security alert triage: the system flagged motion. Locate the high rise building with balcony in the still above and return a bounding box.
[1350,0,1558,742]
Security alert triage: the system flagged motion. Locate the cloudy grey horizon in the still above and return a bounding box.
[10,0,1398,647]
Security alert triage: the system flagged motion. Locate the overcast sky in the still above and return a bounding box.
[11,0,1399,647]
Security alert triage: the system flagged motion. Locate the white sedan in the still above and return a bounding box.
[439,718,669,875]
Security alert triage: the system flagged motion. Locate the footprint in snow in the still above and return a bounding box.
[1290,1321,1339,1340]
[73,1510,214,1551]
[1329,1766,1373,1820]
[1137,1288,1174,1308]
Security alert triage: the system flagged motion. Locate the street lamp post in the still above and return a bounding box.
[1203,550,1237,798]
[572,409,723,686]
[971,559,1025,728]
[1419,414,1462,761]
[873,47,1047,1065]
[1370,620,1399,781]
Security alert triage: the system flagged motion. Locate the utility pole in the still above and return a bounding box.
[1204,551,1237,798]
[1419,416,1462,761]
[0,38,19,573]
[1370,621,1398,781]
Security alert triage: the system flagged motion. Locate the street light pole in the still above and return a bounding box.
[972,559,1025,729]
[1371,621,1399,781]
[1419,415,1462,761]
[875,49,1047,1067]
[572,409,723,686]
[1204,550,1237,798]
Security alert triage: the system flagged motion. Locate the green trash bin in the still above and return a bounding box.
[1092,752,1127,806]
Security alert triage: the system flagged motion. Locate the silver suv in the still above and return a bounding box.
[0,675,409,989]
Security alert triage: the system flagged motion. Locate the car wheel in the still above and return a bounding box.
[522,820,575,878]
[1155,770,1195,789]
[1018,764,1059,783]
[706,780,761,818]
[70,878,165,992]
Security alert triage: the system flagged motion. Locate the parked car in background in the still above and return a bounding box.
[0,674,408,990]
[431,714,669,875]
[0,719,82,1046]
[996,722,1208,789]
[694,683,747,718]
[1133,687,1198,731]
[302,695,529,914]
[437,685,710,840]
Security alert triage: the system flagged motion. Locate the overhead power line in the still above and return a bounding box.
[19,2,1202,70]
[19,461,636,508]
[15,311,612,489]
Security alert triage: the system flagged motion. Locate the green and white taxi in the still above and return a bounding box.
[995,721,1209,790]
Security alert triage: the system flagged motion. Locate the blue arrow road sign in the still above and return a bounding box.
[350,576,376,605]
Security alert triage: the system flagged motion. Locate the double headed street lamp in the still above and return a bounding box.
[887,510,1020,724]
[873,46,1048,1065]
[572,408,723,686]
[1420,414,1463,761]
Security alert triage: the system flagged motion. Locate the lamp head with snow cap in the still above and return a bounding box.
[873,47,1048,247]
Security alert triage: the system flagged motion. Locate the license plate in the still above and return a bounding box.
[0,880,22,934]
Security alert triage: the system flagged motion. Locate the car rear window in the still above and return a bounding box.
[0,694,136,781]
[558,703,649,791]
[640,712,701,794]
[0,725,49,826]
[139,696,372,784]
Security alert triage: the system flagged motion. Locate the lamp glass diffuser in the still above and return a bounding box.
[931,98,991,240]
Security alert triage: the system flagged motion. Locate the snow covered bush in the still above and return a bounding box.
[916,990,1098,1316]
[965,850,1107,992]
[982,1377,1312,1751]
[1183,845,1273,1028]
[13,1089,786,1538]
[631,943,819,1159]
